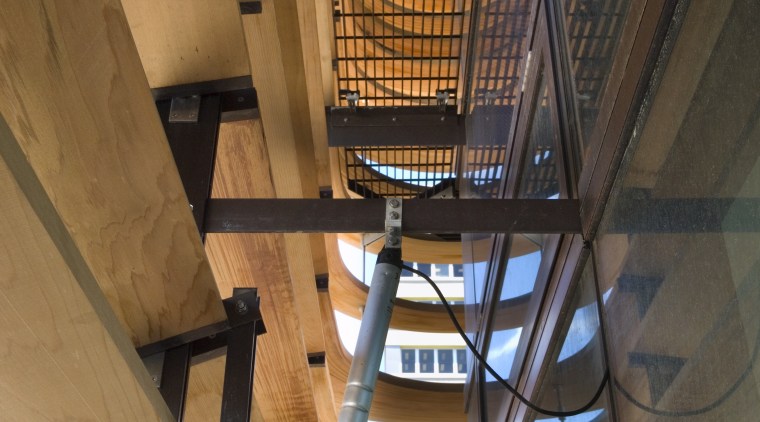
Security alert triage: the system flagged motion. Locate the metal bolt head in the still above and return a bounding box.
[189,203,194,211]
[389,198,400,208]
[440,116,446,121]
[343,117,349,123]
[152,375,158,382]
[236,300,248,315]
[392,116,397,122]
[389,211,399,219]
[237,96,245,103]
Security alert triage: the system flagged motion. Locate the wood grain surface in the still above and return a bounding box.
[121,0,250,88]
[203,119,320,421]
[0,118,172,421]
[0,0,226,347]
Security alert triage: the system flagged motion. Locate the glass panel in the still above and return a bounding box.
[419,349,435,373]
[484,232,555,419]
[463,234,491,344]
[457,349,468,373]
[519,74,560,199]
[402,349,416,373]
[439,350,454,373]
[593,1,760,419]
[525,256,610,421]
[560,0,633,160]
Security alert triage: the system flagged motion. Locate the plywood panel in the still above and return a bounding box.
[0,0,226,346]
[0,120,170,421]
[121,0,250,88]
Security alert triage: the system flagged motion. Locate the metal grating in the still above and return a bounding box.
[460,0,530,199]
[460,145,507,198]
[342,146,460,199]
[466,0,531,109]
[564,0,631,144]
[333,0,470,106]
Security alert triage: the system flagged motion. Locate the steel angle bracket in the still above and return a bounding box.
[385,198,402,249]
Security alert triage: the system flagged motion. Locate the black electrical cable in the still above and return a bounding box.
[402,264,609,418]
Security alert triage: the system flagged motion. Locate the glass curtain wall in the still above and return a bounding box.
[592,0,760,419]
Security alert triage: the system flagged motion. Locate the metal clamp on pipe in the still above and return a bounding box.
[339,199,403,422]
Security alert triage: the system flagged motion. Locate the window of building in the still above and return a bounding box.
[419,349,435,373]
[457,349,467,373]
[401,349,416,373]
[438,349,453,373]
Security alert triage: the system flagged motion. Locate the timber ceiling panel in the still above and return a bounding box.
[121,0,250,88]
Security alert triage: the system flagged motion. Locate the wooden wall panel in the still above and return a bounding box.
[121,0,250,88]
[0,120,171,421]
[0,0,226,346]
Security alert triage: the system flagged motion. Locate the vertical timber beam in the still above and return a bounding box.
[239,0,336,418]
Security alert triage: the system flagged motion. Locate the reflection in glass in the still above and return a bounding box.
[519,74,560,199]
[593,1,760,419]
[484,232,555,419]
[525,256,609,421]
[561,0,633,161]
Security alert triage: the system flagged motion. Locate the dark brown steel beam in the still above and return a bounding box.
[327,106,466,147]
[204,199,581,234]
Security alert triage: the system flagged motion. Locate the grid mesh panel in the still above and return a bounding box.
[334,0,469,106]
[467,0,531,109]
[461,0,531,200]
[343,146,460,199]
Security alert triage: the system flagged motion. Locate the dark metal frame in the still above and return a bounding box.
[150,78,265,421]
[203,198,581,234]
[327,106,465,147]
[156,77,258,240]
[139,289,265,422]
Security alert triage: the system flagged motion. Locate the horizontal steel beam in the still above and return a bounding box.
[204,199,581,234]
[327,106,466,147]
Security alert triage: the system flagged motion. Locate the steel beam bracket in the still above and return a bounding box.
[137,289,265,422]
[385,198,402,249]
[222,288,266,332]
[436,89,451,112]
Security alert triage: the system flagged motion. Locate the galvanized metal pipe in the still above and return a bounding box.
[339,248,402,422]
